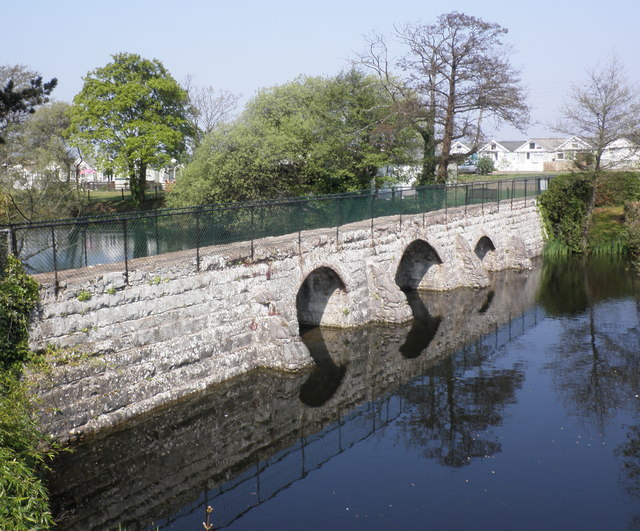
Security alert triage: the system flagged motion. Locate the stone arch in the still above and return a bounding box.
[394,239,443,291]
[474,235,496,261]
[296,266,348,331]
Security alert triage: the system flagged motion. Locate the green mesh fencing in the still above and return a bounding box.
[2,176,553,285]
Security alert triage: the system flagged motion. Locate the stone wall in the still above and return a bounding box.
[27,200,545,440]
[48,267,543,529]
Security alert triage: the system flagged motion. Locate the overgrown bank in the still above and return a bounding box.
[538,171,640,262]
[0,256,56,529]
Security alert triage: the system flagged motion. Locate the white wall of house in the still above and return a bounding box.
[601,138,640,170]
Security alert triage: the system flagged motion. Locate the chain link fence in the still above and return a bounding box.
[1,176,553,287]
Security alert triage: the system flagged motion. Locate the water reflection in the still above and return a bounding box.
[49,268,541,529]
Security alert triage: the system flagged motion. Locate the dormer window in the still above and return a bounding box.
[491,142,496,150]
[529,142,536,150]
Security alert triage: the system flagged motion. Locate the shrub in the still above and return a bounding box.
[595,172,640,207]
[538,174,592,253]
[477,157,495,175]
[0,374,55,530]
[0,256,39,369]
[625,202,640,259]
[0,256,56,529]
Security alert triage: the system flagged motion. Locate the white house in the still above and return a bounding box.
[600,137,640,170]
[479,137,592,172]
[478,140,525,171]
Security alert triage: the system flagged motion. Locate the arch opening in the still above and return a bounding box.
[474,236,496,261]
[395,240,443,292]
[296,267,347,333]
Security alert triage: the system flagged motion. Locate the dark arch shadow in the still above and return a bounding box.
[477,290,495,314]
[296,267,346,334]
[399,291,442,359]
[299,326,347,407]
[395,240,443,291]
[474,236,496,261]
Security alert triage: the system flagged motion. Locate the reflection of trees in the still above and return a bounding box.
[542,259,640,434]
[397,342,525,467]
[540,258,640,523]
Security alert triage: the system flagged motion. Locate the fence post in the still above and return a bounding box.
[444,184,448,220]
[524,178,528,205]
[465,184,469,216]
[370,191,374,239]
[195,211,201,272]
[510,180,514,210]
[82,222,88,267]
[0,229,8,278]
[336,196,340,248]
[398,187,403,228]
[498,181,501,213]
[51,226,59,294]
[123,219,129,285]
[251,205,255,261]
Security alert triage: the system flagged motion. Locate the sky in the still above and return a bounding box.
[3,0,640,140]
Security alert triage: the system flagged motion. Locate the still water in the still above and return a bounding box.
[49,258,640,530]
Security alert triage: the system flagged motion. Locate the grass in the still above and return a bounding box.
[457,171,559,183]
[589,206,628,255]
[83,188,167,215]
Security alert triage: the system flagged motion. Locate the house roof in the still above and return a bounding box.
[497,141,524,152]
[480,140,525,152]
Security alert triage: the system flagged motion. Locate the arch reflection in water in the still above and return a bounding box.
[400,290,442,359]
[299,326,348,407]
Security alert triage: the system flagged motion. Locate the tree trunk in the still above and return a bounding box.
[418,129,437,185]
[129,162,146,210]
[437,72,457,184]
[580,171,598,252]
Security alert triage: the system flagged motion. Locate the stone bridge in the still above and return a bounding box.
[27,198,544,440]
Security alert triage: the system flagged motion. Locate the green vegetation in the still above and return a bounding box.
[76,289,91,302]
[538,171,640,260]
[0,256,56,529]
[538,173,593,254]
[68,52,193,210]
[168,70,417,207]
[477,157,495,175]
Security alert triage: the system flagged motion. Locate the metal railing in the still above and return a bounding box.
[1,176,553,287]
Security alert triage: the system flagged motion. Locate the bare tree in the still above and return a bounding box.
[182,74,240,144]
[357,12,529,183]
[553,55,640,248]
[554,55,640,173]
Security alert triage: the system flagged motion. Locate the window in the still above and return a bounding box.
[527,152,531,160]
[491,143,496,150]
[557,152,564,160]
[529,142,536,150]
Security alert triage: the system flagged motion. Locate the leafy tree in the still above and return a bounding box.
[68,53,193,209]
[477,156,495,175]
[0,64,57,144]
[356,12,529,183]
[169,70,417,206]
[0,102,85,223]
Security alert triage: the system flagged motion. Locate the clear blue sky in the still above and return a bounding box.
[3,0,639,139]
